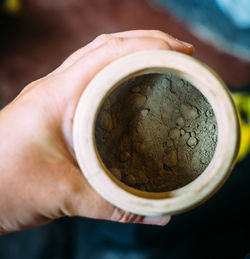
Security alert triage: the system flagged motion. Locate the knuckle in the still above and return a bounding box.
[95,33,112,44]
[156,38,170,49]
[17,77,46,97]
[149,29,166,38]
[105,37,124,52]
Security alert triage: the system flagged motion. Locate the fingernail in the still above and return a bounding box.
[143,215,171,226]
[179,40,193,48]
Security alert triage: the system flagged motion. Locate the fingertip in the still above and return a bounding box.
[143,215,171,226]
[165,33,194,55]
[176,39,195,56]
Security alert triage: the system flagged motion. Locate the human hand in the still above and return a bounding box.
[0,30,194,234]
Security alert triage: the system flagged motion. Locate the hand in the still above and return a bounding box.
[0,30,194,234]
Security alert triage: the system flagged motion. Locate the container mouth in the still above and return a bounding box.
[94,72,218,195]
[73,50,240,215]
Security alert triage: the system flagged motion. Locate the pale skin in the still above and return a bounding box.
[0,30,194,235]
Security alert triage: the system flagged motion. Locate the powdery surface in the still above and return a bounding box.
[95,73,217,192]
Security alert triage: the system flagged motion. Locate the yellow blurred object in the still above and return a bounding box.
[232,92,250,161]
[3,0,21,14]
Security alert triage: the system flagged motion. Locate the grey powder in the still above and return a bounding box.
[95,73,217,192]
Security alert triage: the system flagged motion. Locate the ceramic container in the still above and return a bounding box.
[73,50,240,216]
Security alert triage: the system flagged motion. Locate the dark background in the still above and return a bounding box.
[0,0,249,258]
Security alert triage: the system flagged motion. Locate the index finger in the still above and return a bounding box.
[54,30,194,74]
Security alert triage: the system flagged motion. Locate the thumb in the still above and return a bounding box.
[65,168,171,226]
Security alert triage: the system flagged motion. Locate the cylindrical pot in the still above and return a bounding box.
[73,50,240,216]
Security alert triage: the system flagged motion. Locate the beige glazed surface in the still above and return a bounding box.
[73,50,240,216]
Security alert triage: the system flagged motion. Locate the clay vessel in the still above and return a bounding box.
[73,50,240,216]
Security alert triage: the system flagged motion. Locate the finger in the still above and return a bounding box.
[112,30,194,55]
[59,36,171,151]
[62,36,171,94]
[62,167,171,226]
[54,30,193,74]
[110,207,171,226]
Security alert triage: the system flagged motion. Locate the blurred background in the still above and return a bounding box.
[0,0,249,258]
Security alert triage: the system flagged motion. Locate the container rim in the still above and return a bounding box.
[73,50,240,216]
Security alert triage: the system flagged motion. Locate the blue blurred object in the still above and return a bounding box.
[216,0,250,28]
[155,0,250,61]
